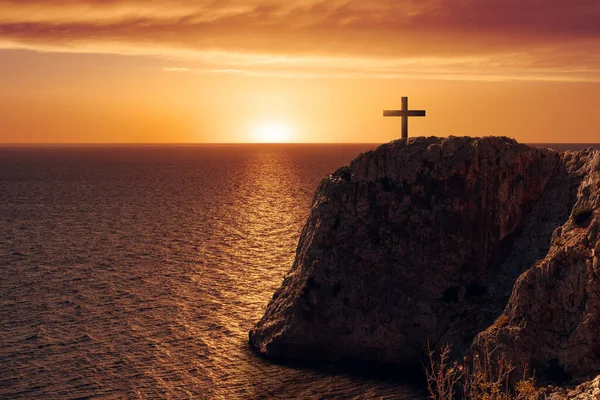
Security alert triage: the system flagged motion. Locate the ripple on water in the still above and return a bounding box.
[0,145,427,399]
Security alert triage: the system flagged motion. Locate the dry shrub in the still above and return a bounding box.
[426,344,462,400]
[425,341,546,400]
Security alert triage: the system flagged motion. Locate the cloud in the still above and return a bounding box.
[0,0,599,80]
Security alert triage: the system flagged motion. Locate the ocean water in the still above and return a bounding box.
[2,142,599,399]
[0,144,428,400]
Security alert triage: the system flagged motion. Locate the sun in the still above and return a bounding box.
[251,122,293,143]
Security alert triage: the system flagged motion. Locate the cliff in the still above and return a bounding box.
[249,136,600,396]
[476,148,600,387]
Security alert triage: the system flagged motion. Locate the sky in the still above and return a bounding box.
[0,0,599,143]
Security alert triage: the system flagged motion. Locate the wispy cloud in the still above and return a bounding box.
[1,0,599,80]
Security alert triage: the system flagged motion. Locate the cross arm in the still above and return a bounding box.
[383,110,426,117]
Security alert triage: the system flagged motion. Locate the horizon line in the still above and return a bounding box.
[2,141,600,146]
[0,142,384,146]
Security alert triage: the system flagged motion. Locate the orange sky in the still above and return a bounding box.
[0,0,599,143]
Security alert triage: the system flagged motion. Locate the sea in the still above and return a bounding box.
[1,142,598,399]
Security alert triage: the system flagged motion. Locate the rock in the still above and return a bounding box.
[549,375,600,399]
[250,136,600,393]
[475,149,600,382]
[249,136,563,367]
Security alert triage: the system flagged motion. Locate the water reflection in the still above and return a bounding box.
[0,144,425,399]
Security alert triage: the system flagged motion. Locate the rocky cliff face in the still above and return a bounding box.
[249,136,600,394]
[476,149,600,384]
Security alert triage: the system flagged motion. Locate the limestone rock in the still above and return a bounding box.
[475,150,600,382]
[549,375,600,399]
[249,136,561,367]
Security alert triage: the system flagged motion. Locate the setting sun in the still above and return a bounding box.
[251,122,294,143]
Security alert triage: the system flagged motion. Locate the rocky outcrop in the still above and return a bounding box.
[249,135,600,391]
[475,149,600,383]
[250,136,562,365]
[549,375,600,399]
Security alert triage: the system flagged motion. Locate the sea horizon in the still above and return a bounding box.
[2,141,599,146]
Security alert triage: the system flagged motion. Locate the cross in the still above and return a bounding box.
[383,97,426,139]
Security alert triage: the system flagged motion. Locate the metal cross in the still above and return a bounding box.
[383,97,426,139]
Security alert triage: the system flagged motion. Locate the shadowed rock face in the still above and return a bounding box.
[249,136,563,367]
[477,150,600,385]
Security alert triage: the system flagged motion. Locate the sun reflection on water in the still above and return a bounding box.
[0,144,425,399]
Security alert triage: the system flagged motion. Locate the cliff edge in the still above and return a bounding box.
[249,136,600,395]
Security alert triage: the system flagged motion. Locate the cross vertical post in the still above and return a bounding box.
[401,96,408,140]
[383,96,426,139]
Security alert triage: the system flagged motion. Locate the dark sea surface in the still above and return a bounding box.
[1,142,599,399]
[0,144,429,400]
